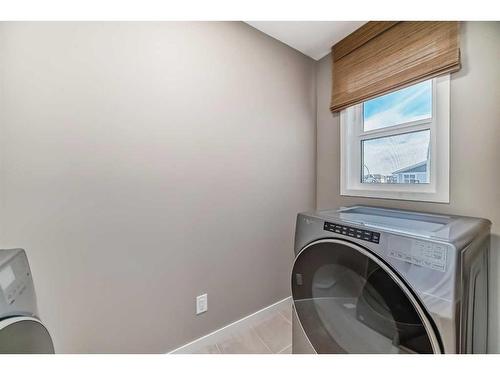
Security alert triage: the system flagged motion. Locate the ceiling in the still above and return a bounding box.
[245,21,366,60]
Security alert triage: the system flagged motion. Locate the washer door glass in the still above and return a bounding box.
[0,317,54,354]
[292,240,439,354]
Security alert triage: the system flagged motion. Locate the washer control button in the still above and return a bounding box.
[324,221,380,244]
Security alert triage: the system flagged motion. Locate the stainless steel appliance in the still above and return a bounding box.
[0,249,54,353]
[292,206,490,354]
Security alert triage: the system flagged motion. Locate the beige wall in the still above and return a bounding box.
[316,21,500,352]
[0,22,316,353]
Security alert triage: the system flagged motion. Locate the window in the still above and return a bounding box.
[340,75,450,202]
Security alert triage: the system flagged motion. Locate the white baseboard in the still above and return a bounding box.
[169,296,291,354]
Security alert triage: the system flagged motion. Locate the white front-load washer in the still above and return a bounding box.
[292,206,490,354]
[0,249,54,353]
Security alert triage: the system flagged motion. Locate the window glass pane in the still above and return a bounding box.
[363,80,432,132]
[362,130,430,184]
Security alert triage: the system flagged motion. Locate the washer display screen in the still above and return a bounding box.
[0,265,15,291]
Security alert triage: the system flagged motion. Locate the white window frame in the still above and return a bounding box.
[340,74,450,203]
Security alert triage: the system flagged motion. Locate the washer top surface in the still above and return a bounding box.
[304,206,490,247]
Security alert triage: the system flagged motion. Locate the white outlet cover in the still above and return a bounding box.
[196,294,207,315]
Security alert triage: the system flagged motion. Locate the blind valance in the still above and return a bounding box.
[330,21,460,112]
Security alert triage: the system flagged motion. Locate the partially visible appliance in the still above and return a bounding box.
[292,206,490,354]
[0,249,54,353]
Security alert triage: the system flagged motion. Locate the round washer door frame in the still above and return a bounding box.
[291,238,443,354]
[0,316,54,354]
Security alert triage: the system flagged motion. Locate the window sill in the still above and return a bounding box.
[340,187,449,203]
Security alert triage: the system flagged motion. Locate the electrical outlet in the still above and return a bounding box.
[196,293,207,315]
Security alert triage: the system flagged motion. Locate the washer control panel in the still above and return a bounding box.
[324,221,380,244]
[0,251,30,306]
[389,240,448,272]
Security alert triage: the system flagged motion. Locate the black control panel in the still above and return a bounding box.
[323,221,380,244]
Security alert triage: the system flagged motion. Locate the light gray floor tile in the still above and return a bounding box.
[278,345,292,354]
[191,343,221,354]
[252,311,292,353]
[217,327,272,354]
[277,301,292,323]
[170,299,294,354]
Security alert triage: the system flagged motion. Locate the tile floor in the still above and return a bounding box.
[172,298,292,354]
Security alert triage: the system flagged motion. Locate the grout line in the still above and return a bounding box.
[215,343,223,354]
[277,308,292,324]
[169,296,291,353]
[278,344,292,354]
[252,311,292,354]
[251,326,274,354]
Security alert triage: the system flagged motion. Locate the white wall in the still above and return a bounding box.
[316,21,500,352]
[0,22,316,353]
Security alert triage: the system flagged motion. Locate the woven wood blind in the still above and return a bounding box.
[330,21,461,112]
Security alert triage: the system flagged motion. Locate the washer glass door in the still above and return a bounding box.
[292,239,440,354]
[0,316,54,354]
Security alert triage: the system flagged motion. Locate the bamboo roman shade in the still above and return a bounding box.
[330,21,461,112]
